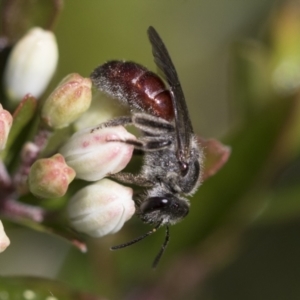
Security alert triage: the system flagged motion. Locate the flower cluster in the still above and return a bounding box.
[0,25,137,252]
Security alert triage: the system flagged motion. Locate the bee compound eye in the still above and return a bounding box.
[180,164,189,178]
[178,158,189,177]
[140,197,170,213]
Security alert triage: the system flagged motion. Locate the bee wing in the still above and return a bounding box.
[147,26,194,164]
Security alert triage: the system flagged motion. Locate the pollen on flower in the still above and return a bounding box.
[82,141,90,148]
[109,145,122,157]
[105,133,121,142]
[75,87,82,97]
[93,135,102,141]
[55,155,65,163]
[61,174,69,186]
[64,167,75,175]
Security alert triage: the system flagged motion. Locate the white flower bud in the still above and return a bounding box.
[41,73,92,129]
[59,126,135,181]
[0,220,10,253]
[28,153,76,198]
[4,27,58,102]
[68,179,135,237]
[0,104,13,151]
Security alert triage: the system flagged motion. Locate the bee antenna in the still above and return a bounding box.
[152,225,170,269]
[110,222,162,250]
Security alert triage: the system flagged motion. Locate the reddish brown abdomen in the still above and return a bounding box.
[91,61,174,121]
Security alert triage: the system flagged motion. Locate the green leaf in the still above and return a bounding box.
[254,184,300,224]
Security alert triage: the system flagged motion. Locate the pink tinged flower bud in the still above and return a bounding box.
[4,27,58,103]
[67,179,135,237]
[28,153,76,198]
[0,104,13,151]
[41,73,92,129]
[0,220,10,253]
[59,126,135,181]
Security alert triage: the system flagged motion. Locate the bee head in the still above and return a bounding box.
[139,193,189,225]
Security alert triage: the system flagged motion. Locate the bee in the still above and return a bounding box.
[90,26,203,267]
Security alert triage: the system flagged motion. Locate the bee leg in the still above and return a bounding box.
[109,172,153,187]
[138,137,172,151]
[91,116,133,132]
[132,113,174,135]
[108,136,172,151]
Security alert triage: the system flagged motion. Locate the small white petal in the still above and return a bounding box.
[4,27,58,102]
[68,179,135,237]
[0,104,13,151]
[0,220,10,253]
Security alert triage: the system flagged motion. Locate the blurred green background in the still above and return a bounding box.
[2,0,300,299]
